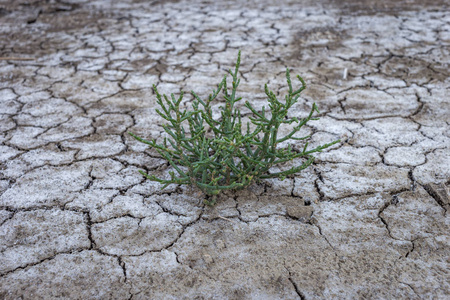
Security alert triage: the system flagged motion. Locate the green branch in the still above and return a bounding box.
[130,51,340,203]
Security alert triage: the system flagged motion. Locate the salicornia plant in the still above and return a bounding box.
[130,51,339,205]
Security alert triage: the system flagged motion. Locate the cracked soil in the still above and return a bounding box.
[0,0,449,299]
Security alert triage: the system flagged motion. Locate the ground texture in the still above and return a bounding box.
[0,0,449,299]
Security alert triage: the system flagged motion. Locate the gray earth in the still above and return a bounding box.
[1,0,449,299]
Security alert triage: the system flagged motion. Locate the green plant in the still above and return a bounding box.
[130,51,339,205]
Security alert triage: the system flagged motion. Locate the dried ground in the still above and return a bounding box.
[0,0,449,299]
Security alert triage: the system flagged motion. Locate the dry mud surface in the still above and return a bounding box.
[0,0,449,299]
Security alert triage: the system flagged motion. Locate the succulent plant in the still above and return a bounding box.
[130,51,339,205]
